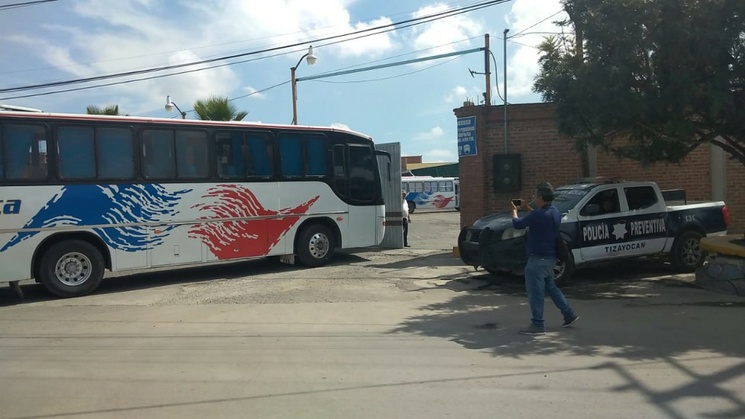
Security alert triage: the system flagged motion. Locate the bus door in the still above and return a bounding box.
[334,144,381,247]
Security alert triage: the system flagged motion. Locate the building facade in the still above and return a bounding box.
[454,102,745,234]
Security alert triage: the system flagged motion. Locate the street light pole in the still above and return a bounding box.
[165,95,186,119]
[291,46,317,125]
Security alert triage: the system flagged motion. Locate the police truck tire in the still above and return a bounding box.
[296,224,335,267]
[554,255,575,286]
[38,239,105,298]
[670,230,705,272]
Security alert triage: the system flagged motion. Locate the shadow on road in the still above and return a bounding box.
[388,258,745,418]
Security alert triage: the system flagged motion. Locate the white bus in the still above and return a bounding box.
[401,176,459,213]
[0,111,388,297]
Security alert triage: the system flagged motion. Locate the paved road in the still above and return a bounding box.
[1,211,744,419]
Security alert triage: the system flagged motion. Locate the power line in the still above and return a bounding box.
[0,0,509,97]
[0,0,57,10]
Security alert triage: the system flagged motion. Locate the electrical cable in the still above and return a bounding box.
[0,0,509,96]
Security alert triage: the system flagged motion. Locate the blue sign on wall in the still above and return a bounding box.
[457,116,477,157]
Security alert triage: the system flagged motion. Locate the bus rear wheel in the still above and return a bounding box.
[38,239,105,297]
[296,224,335,267]
[407,200,416,214]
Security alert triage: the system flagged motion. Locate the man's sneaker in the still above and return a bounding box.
[519,324,546,335]
[562,315,580,328]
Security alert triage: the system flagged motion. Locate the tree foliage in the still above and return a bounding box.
[534,0,745,166]
[193,96,248,121]
[86,104,122,115]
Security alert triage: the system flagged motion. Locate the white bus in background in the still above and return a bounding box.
[0,110,389,297]
[401,176,459,213]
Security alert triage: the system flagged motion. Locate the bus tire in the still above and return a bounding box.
[670,230,705,272]
[38,239,105,298]
[296,224,335,267]
[407,200,416,214]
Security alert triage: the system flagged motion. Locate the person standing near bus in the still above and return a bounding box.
[511,182,579,335]
[402,190,411,247]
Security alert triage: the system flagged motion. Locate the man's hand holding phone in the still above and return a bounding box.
[511,198,522,209]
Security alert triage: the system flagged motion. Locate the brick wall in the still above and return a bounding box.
[455,102,745,234]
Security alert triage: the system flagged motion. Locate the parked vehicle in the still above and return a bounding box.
[458,180,730,283]
[402,176,459,213]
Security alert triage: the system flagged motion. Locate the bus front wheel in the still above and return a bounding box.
[296,224,335,267]
[38,239,105,297]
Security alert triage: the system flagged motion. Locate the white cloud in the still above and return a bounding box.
[505,0,567,98]
[243,86,266,100]
[424,148,456,162]
[445,85,484,105]
[411,3,484,55]
[330,122,351,130]
[413,126,444,141]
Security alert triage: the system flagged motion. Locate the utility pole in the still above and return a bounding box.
[484,34,491,106]
[503,28,509,153]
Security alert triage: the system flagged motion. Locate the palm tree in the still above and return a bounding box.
[193,96,247,121]
[86,105,122,115]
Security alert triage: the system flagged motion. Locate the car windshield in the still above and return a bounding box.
[552,188,590,214]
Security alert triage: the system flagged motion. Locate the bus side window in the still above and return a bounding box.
[4,124,47,180]
[176,130,209,179]
[215,132,243,179]
[142,129,176,179]
[57,126,96,179]
[278,134,303,177]
[246,133,274,177]
[97,127,135,179]
[305,135,327,176]
[332,144,348,196]
[348,144,375,202]
[0,128,4,179]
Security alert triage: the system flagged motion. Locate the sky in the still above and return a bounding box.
[0,0,568,162]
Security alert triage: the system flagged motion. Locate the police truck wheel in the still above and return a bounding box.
[296,224,335,267]
[670,230,705,272]
[554,255,575,286]
[38,240,105,297]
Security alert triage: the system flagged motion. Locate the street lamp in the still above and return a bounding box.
[165,95,186,119]
[291,45,317,125]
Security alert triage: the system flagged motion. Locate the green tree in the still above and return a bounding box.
[193,96,248,121]
[86,104,122,115]
[533,0,745,166]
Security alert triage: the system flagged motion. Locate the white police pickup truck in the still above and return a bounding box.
[457,180,730,283]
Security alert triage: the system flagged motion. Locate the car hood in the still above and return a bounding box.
[470,211,523,232]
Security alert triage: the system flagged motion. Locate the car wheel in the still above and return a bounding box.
[670,230,705,272]
[554,253,575,286]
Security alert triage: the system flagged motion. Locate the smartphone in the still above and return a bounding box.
[511,198,522,207]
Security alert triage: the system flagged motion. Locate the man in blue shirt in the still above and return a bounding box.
[512,182,579,335]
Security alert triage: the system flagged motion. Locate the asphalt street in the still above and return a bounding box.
[1,211,744,419]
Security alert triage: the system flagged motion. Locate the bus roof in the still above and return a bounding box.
[0,109,374,141]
